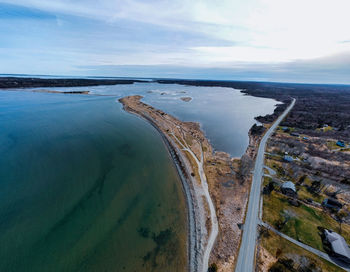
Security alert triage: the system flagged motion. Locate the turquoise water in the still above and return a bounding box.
[0,91,187,271]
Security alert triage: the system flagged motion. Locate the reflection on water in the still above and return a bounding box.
[0,91,187,271]
[0,82,277,271]
[23,82,278,157]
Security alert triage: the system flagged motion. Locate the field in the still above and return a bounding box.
[263,191,350,251]
[259,227,343,272]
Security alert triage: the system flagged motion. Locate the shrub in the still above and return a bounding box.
[208,263,218,272]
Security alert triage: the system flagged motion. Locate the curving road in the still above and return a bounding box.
[235,98,296,272]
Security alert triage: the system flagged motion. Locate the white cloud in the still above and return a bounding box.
[1,0,350,81]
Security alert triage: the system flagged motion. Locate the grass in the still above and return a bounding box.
[263,191,350,252]
[184,151,200,185]
[296,176,324,203]
[265,153,282,161]
[317,126,333,132]
[259,227,343,272]
[263,176,272,186]
[297,185,323,203]
[265,159,293,180]
[327,140,342,150]
[277,126,296,133]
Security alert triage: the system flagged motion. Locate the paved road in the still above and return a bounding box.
[235,98,296,272]
[260,222,350,271]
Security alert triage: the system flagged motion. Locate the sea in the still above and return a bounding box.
[0,82,277,271]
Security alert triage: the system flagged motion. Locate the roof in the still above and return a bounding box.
[284,155,294,162]
[323,198,342,208]
[281,181,296,192]
[325,230,350,259]
[337,141,345,147]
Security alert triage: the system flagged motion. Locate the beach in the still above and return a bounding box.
[119,95,263,272]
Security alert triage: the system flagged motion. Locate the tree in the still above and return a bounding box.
[336,209,348,234]
[208,263,218,272]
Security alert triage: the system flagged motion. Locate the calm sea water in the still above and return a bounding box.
[0,91,187,271]
[0,83,277,271]
[23,82,278,157]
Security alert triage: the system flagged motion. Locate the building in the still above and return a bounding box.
[322,198,343,211]
[283,155,294,162]
[336,141,345,148]
[290,132,300,137]
[324,230,350,263]
[281,181,297,196]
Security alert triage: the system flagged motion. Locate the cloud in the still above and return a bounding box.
[78,51,350,84]
[0,0,350,83]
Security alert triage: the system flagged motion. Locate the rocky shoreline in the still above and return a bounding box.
[118,95,269,272]
[119,95,207,272]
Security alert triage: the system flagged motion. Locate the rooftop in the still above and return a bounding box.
[281,181,296,192]
[283,155,294,162]
[324,230,350,259]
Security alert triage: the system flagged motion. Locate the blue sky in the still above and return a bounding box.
[0,0,350,83]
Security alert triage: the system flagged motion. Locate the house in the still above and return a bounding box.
[336,141,345,148]
[322,198,343,211]
[281,181,297,196]
[283,155,294,162]
[324,230,350,264]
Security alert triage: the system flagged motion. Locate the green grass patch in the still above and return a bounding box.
[297,185,323,203]
[263,191,350,252]
[260,227,343,272]
[317,126,333,133]
[263,176,272,187]
[327,141,341,150]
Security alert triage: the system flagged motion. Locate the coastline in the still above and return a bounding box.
[118,95,266,272]
[119,97,203,272]
[11,85,275,271]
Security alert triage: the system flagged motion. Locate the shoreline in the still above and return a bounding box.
[119,97,203,272]
[118,95,263,272]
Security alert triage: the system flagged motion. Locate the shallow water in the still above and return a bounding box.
[0,91,187,271]
[23,82,278,157]
[0,82,278,271]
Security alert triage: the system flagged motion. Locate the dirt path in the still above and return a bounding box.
[172,133,218,272]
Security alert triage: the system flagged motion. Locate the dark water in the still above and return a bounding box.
[0,83,277,271]
[0,91,187,271]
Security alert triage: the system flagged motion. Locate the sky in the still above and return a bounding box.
[0,0,350,83]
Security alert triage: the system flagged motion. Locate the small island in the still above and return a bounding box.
[181,97,192,102]
[32,89,90,94]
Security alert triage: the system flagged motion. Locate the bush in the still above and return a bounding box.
[208,263,218,272]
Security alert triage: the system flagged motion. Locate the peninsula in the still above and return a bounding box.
[119,95,266,271]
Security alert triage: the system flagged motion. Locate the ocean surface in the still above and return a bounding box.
[0,90,187,271]
[0,83,277,271]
